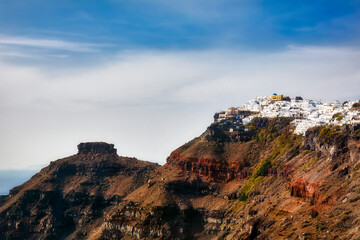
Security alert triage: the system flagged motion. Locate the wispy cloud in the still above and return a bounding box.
[0,50,41,59]
[0,35,106,52]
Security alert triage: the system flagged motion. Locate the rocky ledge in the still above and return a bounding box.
[77,142,117,154]
[167,153,248,182]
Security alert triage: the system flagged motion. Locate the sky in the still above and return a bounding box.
[0,0,360,170]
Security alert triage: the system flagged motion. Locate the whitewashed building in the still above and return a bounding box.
[215,95,360,136]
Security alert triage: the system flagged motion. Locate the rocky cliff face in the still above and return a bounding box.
[1,120,360,240]
[166,117,294,183]
[167,152,248,182]
[0,142,159,240]
[77,142,117,154]
[98,119,360,240]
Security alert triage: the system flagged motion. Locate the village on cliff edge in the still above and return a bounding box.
[215,93,360,136]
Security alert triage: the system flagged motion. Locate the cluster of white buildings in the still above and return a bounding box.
[216,94,360,136]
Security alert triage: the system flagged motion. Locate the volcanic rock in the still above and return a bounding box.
[0,142,159,240]
[1,121,360,240]
[77,142,117,154]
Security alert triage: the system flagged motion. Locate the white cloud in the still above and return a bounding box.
[0,46,359,169]
[0,35,105,52]
[1,46,359,109]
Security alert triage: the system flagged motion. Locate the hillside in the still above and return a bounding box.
[0,142,159,240]
[1,115,360,239]
[100,118,360,239]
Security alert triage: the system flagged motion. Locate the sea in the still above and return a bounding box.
[0,170,38,195]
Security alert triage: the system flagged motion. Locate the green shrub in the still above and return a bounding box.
[254,160,272,177]
[316,222,326,232]
[319,128,336,139]
[238,192,248,202]
[332,112,342,119]
[238,176,264,202]
[336,115,344,121]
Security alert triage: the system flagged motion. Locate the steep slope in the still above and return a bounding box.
[0,142,159,240]
[101,119,360,240]
[1,119,360,240]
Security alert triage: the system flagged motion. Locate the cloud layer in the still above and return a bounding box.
[0,46,359,169]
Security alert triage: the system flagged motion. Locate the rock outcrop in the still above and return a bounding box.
[77,142,117,154]
[1,120,360,240]
[290,178,321,203]
[0,142,159,240]
[167,153,248,182]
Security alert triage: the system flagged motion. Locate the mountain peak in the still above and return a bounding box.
[77,142,117,154]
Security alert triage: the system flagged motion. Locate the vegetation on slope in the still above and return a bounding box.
[237,119,302,201]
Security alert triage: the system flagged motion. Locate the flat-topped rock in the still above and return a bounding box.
[77,142,117,154]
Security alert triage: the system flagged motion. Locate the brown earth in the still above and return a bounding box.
[1,119,360,240]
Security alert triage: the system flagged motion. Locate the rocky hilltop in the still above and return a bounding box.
[1,103,360,239]
[77,142,117,154]
[0,142,159,240]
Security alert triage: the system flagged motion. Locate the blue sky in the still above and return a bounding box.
[0,1,359,171]
[0,0,359,54]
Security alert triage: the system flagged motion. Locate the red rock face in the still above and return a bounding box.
[167,153,295,182]
[290,178,321,203]
[167,153,248,182]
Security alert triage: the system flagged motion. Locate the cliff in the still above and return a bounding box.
[1,120,360,240]
[101,120,360,239]
[0,142,159,240]
[77,142,117,154]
